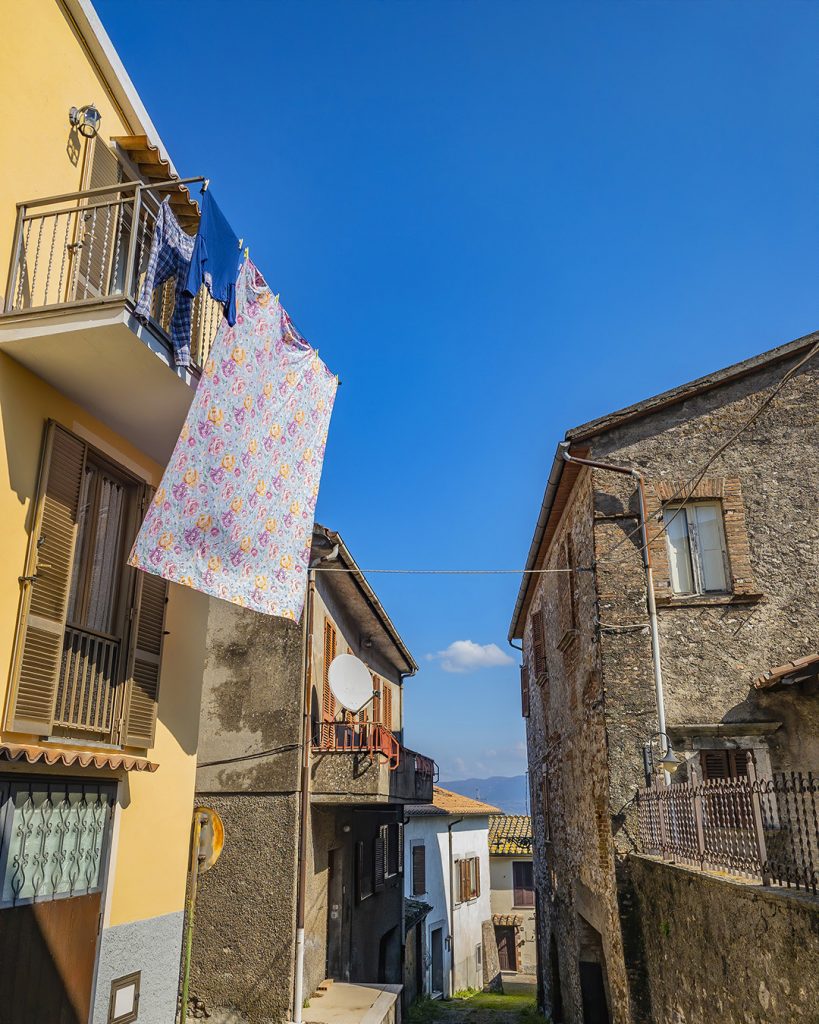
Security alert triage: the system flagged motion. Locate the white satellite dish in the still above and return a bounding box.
[329,653,374,713]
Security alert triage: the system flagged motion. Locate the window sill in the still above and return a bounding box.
[655,593,764,609]
[557,629,578,652]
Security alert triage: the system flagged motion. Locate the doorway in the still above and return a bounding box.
[430,927,444,995]
[495,925,517,972]
[577,916,611,1024]
[326,848,345,980]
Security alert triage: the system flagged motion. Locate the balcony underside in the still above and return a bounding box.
[0,300,196,463]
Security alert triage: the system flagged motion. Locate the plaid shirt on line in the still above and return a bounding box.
[134,198,196,367]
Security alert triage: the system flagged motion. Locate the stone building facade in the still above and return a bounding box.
[190,525,436,1023]
[508,333,819,1024]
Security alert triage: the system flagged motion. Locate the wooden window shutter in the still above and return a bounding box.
[374,826,386,892]
[383,684,393,730]
[122,564,168,747]
[397,822,405,874]
[322,620,337,722]
[412,845,426,895]
[531,610,545,679]
[7,423,86,734]
[521,664,530,718]
[701,748,749,780]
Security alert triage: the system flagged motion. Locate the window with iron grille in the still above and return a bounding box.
[663,501,731,596]
[512,860,535,907]
[0,776,116,908]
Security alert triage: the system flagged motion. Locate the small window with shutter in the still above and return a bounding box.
[520,663,530,718]
[374,826,387,892]
[322,620,337,724]
[6,422,168,749]
[382,683,393,732]
[512,861,535,907]
[371,674,381,724]
[699,747,750,781]
[412,844,426,895]
[531,608,547,685]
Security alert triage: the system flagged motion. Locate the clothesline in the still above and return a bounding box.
[313,567,579,574]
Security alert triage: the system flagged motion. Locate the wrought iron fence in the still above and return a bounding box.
[636,759,819,895]
[4,179,222,368]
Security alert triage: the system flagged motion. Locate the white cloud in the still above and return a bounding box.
[427,639,514,674]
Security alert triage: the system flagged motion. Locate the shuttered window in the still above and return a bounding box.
[383,683,393,731]
[520,664,530,718]
[412,844,426,895]
[76,138,123,300]
[322,620,337,722]
[374,826,387,892]
[455,856,480,903]
[531,609,547,683]
[664,502,730,595]
[6,422,167,748]
[512,861,535,907]
[700,748,750,780]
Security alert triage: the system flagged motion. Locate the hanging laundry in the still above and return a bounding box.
[129,258,338,621]
[134,197,196,367]
[184,189,242,326]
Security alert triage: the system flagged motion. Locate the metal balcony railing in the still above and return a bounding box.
[637,758,819,895]
[55,625,122,738]
[3,179,223,369]
[313,721,402,771]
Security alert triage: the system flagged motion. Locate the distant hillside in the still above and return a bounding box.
[440,774,528,815]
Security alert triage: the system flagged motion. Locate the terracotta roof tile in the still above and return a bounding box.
[489,814,533,855]
[405,786,501,818]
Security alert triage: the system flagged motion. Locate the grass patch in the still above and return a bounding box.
[408,990,549,1024]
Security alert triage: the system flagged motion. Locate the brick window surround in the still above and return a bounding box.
[645,476,760,603]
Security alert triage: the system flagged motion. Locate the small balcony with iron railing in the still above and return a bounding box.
[310,721,438,805]
[0,178,223,462]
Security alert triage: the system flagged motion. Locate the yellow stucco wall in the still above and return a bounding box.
[0,1,206,928]
[0,0,133,293]
[0,353,207,924]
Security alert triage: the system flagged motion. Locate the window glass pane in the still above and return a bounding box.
[1,781,112,906]
[692,503,728,592]
[86,472,126,633]
[663,509,694,594]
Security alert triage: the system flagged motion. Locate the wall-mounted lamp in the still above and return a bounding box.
[342,824,351,834]
[642,731,681,785]
[69,103,102,138]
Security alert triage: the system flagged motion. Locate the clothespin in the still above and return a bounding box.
[202,179,210,192]
[244,246,250,260]
[238,237,243,250]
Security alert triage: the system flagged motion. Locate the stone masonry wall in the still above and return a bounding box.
[524,467,631,1024]
[630,855,819,1024]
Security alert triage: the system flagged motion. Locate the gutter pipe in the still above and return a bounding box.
[292,544,338,1023]
[447,816,464,997]
[560,451,669,779]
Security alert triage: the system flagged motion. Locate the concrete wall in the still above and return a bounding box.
[630,856,819,1024]
[489,855,537,974]
[189,793,300,1024]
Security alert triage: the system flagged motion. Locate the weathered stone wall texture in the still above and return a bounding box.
[630,856,819,1024]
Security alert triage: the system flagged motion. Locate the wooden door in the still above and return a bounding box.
[495,925,517,972]
[0,891,101,1024]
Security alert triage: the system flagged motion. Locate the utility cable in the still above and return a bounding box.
[198,743,300,768]
[313,567,578,574]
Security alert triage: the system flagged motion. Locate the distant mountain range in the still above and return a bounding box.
[440,774,529,816]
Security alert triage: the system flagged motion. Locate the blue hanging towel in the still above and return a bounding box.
[184,189,242,326]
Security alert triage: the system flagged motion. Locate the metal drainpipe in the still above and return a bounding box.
[447,817,463,997]
[561,450,669,779]
[293,544,338,1024]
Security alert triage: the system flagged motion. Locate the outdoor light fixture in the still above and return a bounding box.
[642,731,681,784]
[69,103,102,138]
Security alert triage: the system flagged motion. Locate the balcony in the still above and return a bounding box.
[0,180,222,462]
[311,722,437,805]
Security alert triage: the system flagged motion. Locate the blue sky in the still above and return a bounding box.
[97,0,817,780]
